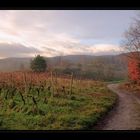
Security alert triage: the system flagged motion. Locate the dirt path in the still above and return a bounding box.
[94,83,140,130]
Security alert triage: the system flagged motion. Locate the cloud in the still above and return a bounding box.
[0,10,135,41]
[0,10,135,58]
[41,39,121,56]
[0,40,122,59]
[0,42,41,58]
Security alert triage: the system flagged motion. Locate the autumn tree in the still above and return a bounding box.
[122,12,140,82]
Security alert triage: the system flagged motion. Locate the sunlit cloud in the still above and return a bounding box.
[0,10,136,58]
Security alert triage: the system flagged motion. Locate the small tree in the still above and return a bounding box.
[31,55,47,72]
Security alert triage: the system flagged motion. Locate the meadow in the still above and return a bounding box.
[0,72,117,130]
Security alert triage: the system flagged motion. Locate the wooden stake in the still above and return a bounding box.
[70,72,73,95]
[51,71,54,97]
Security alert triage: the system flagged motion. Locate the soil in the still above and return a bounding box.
[94,83,140,130]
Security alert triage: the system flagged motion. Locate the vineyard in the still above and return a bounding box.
[0,71,117,130]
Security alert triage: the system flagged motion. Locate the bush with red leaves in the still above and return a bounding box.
[128,58,140,83]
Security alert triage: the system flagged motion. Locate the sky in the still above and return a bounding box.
[0,10,137,58]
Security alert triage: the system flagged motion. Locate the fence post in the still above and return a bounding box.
[70,72,73,95]
[51,71,54,97]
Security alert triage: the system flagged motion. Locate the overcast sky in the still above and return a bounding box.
[0,10,137,58]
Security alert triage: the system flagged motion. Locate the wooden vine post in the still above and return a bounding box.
[23,72,27,94]
[70,72,74,95]
[51,71,54,97]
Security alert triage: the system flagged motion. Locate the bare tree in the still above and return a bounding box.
[121,12,140,61]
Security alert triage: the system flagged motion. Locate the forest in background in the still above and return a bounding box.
[0,53,128,81]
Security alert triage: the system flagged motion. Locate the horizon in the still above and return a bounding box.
[0,10,137,58]
[0,52,124,60]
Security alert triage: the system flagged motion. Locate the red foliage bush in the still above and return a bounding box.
[128,58,140,82]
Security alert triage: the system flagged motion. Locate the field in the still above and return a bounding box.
[0,72,117,130]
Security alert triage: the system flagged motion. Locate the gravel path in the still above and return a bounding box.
[94,83,140,130]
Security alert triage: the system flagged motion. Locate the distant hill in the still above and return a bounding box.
[0,57,32,72]
[0,54,127,72]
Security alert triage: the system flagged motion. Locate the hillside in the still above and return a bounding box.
[0,54,127,71]
[0,54,128,81]
[0,57,32,72]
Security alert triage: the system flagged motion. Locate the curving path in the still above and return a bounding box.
[94,83,140,130]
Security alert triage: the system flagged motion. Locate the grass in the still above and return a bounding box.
[105,79,128,84]
[119,81,140,92]
[0,75,117,130]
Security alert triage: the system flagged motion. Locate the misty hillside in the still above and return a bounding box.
[0,57,32,71]
[0,54,127,72]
